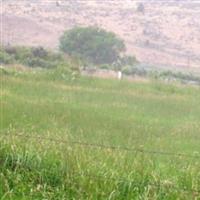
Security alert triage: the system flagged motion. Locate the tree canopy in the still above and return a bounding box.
[59,27,126,65]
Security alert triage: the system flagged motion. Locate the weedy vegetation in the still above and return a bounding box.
[0,67,200,199]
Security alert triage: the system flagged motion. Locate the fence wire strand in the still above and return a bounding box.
[1,133,200,159]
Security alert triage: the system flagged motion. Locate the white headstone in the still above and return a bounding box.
[118,71,122,80]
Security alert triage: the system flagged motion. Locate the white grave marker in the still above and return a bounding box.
[117,71,122,80]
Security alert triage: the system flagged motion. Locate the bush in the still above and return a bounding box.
[99,64,111,70]
[112,55,138,71]
[152,70,200,84]
[4,46,17,55]
[120,55,138,66]
[0,67,10,75]
[122,66,147,76]
[31,47,48,58]
[39,65,78,82]
[0,46,74,70]
[59,26,126,65]
[0,48,15,64]
[5,46,32,62]
[24,57,56,68]
[136,3,145,13]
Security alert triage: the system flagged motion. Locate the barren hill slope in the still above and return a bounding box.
[1,0,200,70]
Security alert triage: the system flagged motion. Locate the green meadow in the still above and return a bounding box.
[0,68,200,199]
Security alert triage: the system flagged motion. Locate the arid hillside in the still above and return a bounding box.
[1,0,200,70]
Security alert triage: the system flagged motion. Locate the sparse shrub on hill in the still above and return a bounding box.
[31,46,48,58]
[148,70,200,84]
[59,26,126,65]
[0,67,10,75]
[122,66,147,77]
[0,46,74,70]
[0,45,80,81]
[120,55,138,67]
[99,64,111,70]
[24,57,55,68]
[50,65,78,81]
[4,46,32,62]
[136,3,145,14]
[0,48,15,64]
[160,70,200,84]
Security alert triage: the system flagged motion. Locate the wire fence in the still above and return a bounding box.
[1,133,200,159]
[1,133,200,196]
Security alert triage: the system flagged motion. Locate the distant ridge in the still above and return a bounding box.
[1,0,200,70]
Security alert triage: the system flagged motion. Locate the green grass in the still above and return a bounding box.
[1,68,200,199]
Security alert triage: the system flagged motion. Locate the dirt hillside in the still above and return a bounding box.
[1,0,200,70]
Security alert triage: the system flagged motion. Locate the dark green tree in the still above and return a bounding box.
[59,26,126,65]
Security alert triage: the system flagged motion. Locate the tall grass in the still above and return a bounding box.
[0,68,200,199]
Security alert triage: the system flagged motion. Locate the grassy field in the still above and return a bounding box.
[0,68,200,199]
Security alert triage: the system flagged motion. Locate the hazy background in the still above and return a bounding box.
[1,0,200,71]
